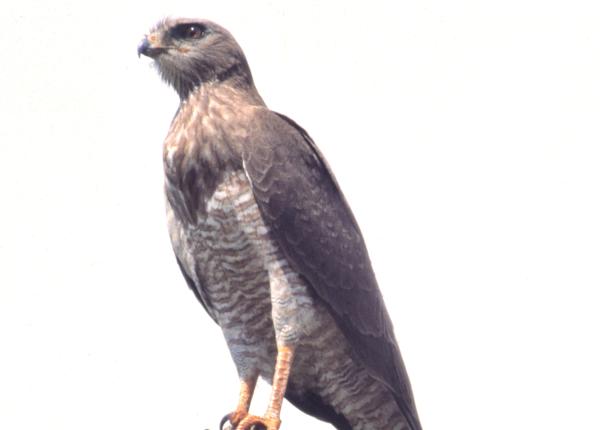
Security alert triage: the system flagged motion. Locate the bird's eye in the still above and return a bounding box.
[184,25,203,38]
[171,23,208,40]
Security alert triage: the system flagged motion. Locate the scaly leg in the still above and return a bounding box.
[236,345,294,430]
[220,376,257,430]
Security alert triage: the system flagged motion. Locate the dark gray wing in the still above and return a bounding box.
[242,111,421,430]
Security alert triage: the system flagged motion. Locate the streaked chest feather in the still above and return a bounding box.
[167,170,320,345]
[162,85,254,225]
[167,170,271,320]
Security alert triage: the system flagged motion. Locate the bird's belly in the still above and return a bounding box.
[167,169,319,378]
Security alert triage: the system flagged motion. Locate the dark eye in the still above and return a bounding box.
[184,25,204,38]
[171,23,208,40]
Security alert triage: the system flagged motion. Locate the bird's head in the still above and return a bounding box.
[138,18,254,100]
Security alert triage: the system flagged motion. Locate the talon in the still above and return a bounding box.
[220,409,249,430]
[236,414,281,430]
[220,413,231,430]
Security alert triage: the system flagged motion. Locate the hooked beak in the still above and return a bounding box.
[137,36,165,58]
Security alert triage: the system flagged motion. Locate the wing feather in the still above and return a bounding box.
[243,111,421,429]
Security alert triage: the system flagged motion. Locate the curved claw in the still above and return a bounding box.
[236,415,281,430]
[220,413,231,430]
[220,409,250,430]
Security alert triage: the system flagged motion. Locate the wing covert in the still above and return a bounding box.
[242,111,421,429]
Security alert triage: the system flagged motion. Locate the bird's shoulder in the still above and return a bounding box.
[241,108,387,327]
[242,108,334,188]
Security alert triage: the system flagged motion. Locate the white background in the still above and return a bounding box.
[1,1,599,429]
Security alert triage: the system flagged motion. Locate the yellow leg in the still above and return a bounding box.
[236,345,295,430]
[220,376,257,429]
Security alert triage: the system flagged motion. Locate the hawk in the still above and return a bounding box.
[138,18,422,430]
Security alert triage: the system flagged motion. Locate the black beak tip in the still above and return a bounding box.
[137,38,150,58]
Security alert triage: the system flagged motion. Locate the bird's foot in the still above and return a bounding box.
[220,409,249,430]
[235,414,281,430]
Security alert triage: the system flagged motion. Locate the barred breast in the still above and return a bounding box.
[167,169,407,429]
[167,169,276,379]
